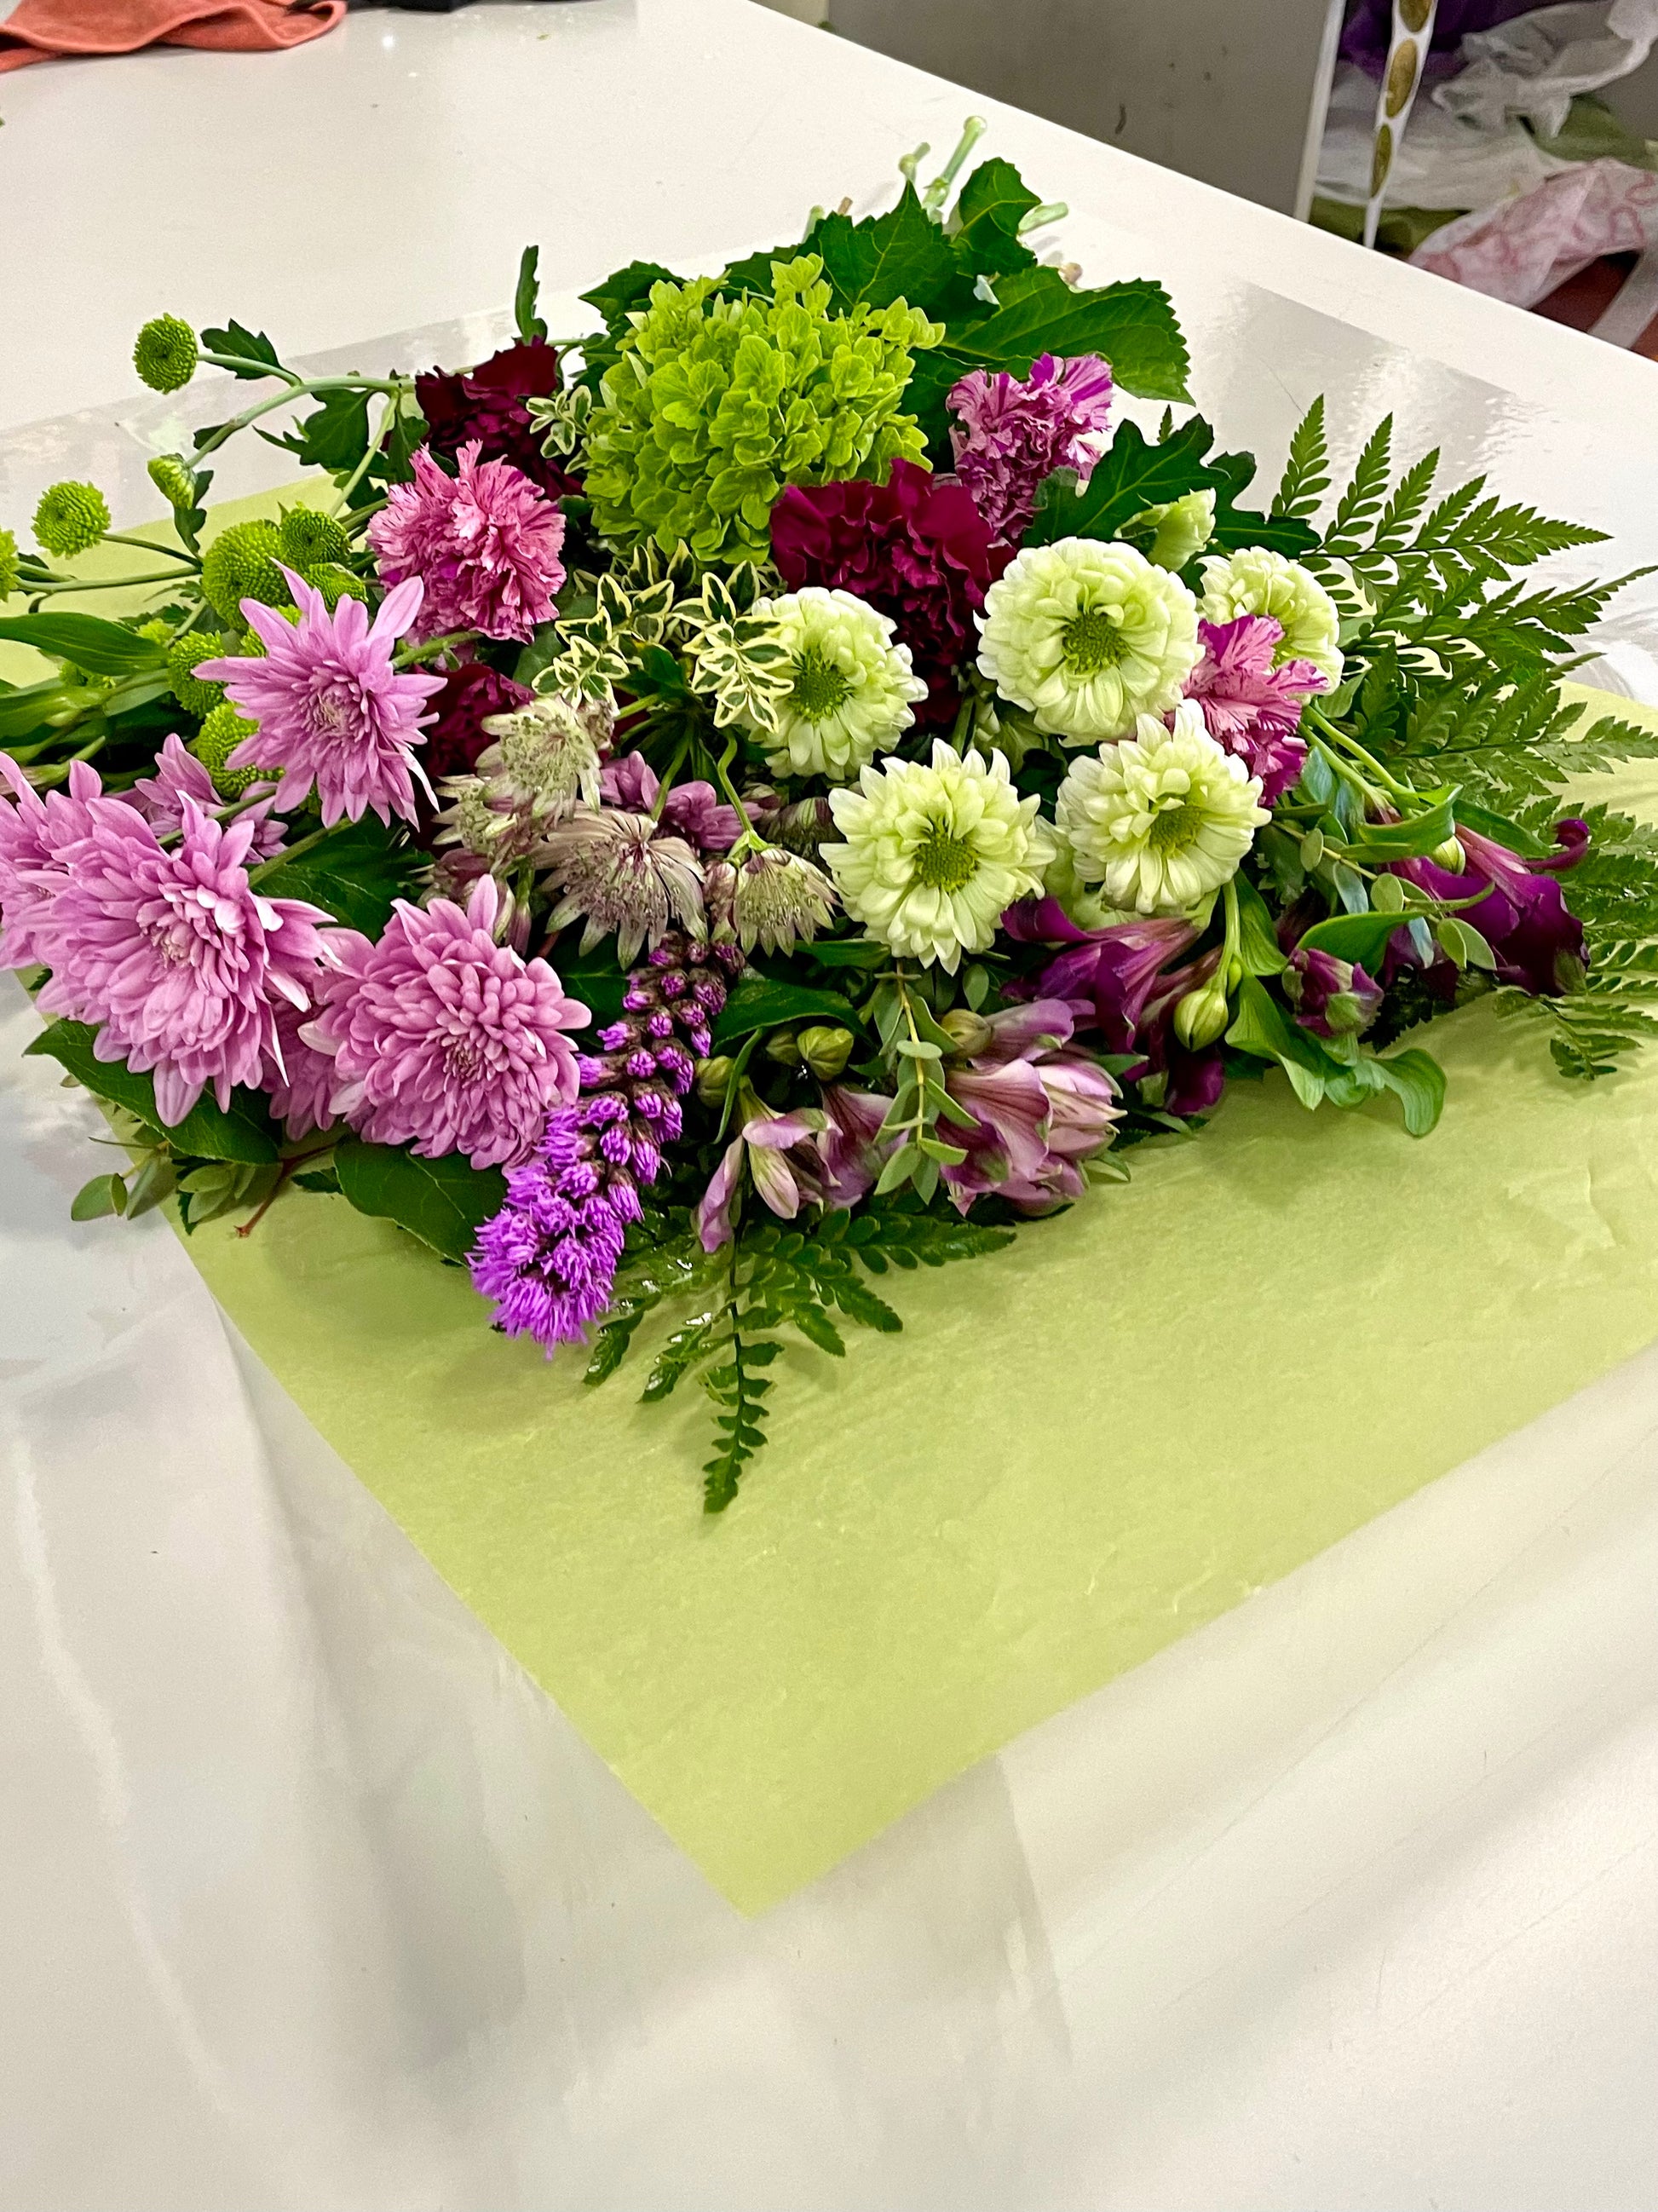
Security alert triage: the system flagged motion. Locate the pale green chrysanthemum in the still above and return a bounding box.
[1128,487,1216,572]
[201,520,288,623]
[0,527,19,602]
[744,587,927,780]
[823,739,1054,972]
[1199,546,1344,685]
[1055,700,1268,917]
[976,536,1200,746]
[583,256,939,566]
[192,704,276,798]
[132,315,198,395]
[34,481,111,560]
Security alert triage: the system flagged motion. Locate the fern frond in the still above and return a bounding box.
[1272,397,1330,520]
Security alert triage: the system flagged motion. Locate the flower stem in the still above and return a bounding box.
[248,823,330,883]
[192,374,412,464]
[30,570,184,597]
[1307,706,1414,805]
[393,631,469,670]
[102,531,199,567]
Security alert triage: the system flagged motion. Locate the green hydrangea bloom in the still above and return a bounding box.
[166,632,232,718]
[192,703,273,798]
[133,315,199,395]
[279,505,351,571]
[34,481,111,560]
[201,520,288,623]
[0,527,20,602]
[583,256,940,567]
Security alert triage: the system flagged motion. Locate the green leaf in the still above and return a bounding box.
[792,1304,846,1357]
[251,818,423,936]
[1234,873,1287,976]
[514,244,549,344]
[1343,793,1458,861]
[266,386,371,473]
[947,268,1190,401]
[200,320,284,379]
[1272,397,1330,520]
[1296,908,1413,966]
[71,1172,127,1223]
[333,1140,506,1263]
[0,614,166,676]
[1373,1046,1446,1137]
[1224,973,1338,1088]
[1025,414,1216,547]
[25,1020,279,1161]
[711,974,856,1045]
[642,1314,722,1401]
[579,259,680,332]
[808,182,967,314]
[948,157,1040,280]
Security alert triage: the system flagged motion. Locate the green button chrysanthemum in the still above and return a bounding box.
[278,505,352,571]
[0,527,20,603]
[1199,547,1344,686]
[166,632,233,718]
[34,481,112,560]
[583,256,940,567]
[200,520,289,623]
[133,315,199,395]
[192,702,274,798]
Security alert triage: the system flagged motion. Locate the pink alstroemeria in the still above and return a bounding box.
[940,999,1121,1214]
[695,1085,895,1252]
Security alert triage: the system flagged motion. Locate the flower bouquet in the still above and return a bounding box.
[6,127,1658,1512]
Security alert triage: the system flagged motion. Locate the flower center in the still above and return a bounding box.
[308,680,354,737]
[1062,605,1125,677]
[790,647,854,723]
[1148,801,1201,857]
[911,820,979,894]
[443,1032,483,1083]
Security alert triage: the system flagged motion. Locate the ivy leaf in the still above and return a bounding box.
[711,974,856,1045]
[333,1140,505,1263]
[26,1020,280,1161]
[251,818,423,937]
[949,157,1041,281]
[947,268,1190,401]
[0,613,165,676]
[807,183,969,315]
[199,320,284,380]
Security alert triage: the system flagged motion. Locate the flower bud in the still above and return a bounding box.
[695,1056,735,1105]
[940,1007,994,1057]
[797,1024,854,1080]
[147,455,198,514]
[1131,487,1217,572]
[1173,979,1231,1051]
[1283,945,1383,1038]
[1430,835,1466,873]
[763,1029,802,1067]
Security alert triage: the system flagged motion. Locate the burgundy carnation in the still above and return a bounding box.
[769,458,1010,725]
[423,660,534,784]
[415,340,579,498]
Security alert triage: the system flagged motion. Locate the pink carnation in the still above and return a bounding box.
[0,755,104,970]
[198,568,444,830]
[127,734,286,860]
[302,875,589,1170]
[368,441,566,644]
[947,352,1115,541]
[35,794,333,1126]
[1179,616,1327,803]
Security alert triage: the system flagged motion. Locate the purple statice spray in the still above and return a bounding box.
[469,930,745,1351]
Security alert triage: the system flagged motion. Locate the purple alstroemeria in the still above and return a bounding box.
[1283,945,1384,1038]
[599,752,760,852]
[939,999,1121,1213]
[696,1084,895,1251]
[1393,817,1590,999]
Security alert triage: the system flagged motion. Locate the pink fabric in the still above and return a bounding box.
[0,0,343,72]
[1411,158,1658,309]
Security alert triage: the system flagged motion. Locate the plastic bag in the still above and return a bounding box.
[1409,153,1658,302]
[1436,0,1658,135]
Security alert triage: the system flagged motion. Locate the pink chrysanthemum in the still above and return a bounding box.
[947,353,1115,541]
[368,441,567,644]
[35,794,334,1126]
[197,568,443,829]
[1179,615,1327,803]
[263,995,338,1140]
[0,755,105,970]
[127,734,287,860]
[302,875,590,1169]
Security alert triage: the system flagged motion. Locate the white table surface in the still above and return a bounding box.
[3,8,1657,2209]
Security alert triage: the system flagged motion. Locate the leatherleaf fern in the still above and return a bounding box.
[1276,401,1658,1079]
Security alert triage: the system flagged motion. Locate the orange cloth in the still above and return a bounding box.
[0,0,344,72]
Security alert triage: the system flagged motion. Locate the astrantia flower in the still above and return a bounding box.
[368,441,566,643]
[536,808,705,967]
[743,587,926,779]
[475,693,607,827]
[724,844,838,954]
[1180,614,1327,802]
[198,568,443,828]
[939,999,1120,1213]
[35,795,332,1126]
[302,876,588,1170]
[771,458,1010,723]
[823,739,1054,971]
[976,537,1200,744]
[127,733,285,860]
[415,339,577,497]
[947,352,1115,541]
[1199,549,1344,688]
[421,660,534,784]
[1056,702,1268,915]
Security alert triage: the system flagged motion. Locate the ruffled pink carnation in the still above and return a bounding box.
[302,875,589,1169]
[1179,616,1327,804]
[198,569,443,829]
[127,734,286,860]
[35,794,333,1126]
[368,441,566,644]
[0,755,105,970]
[947,352,1115,541]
